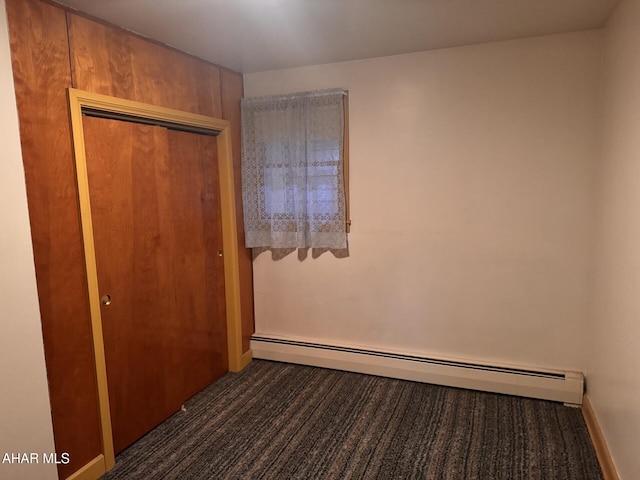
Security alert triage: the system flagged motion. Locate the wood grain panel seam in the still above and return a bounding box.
[220,72,239,120]
[64,11,76,88]
[582,395,620,480]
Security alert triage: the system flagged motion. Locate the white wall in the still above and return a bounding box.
[589,0,640,477]
[0,2,58,479]
[245,31,602,372]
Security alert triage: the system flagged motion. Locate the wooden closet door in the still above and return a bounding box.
[83,116,228,454]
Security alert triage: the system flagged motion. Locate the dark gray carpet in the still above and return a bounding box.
[100,360,602,479]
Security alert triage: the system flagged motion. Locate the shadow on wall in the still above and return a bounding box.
[252,246,350,260]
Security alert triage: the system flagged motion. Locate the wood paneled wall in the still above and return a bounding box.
[67,14,223,117]
[5,1,103,477]
[5,1,254,478]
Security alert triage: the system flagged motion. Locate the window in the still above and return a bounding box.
[241,89,349,249]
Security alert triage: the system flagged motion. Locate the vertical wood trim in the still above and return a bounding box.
[217,126,249,372]
[220,69,254,354]
[67,88,247,476]
[67,89,116,471]
[582,395,620,480]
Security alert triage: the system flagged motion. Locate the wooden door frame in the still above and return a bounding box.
[67,88,251,477]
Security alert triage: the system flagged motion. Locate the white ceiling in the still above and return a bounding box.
[53,0,619,74]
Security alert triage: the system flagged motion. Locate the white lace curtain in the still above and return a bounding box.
[241,89,348,249]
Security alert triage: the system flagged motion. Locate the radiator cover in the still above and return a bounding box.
[250,335,584,406]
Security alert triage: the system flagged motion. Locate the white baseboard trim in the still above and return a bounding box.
[250,335,584,405]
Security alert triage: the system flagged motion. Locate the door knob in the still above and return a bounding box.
[101,294,112,306]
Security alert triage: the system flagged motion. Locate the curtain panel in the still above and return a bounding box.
[241,89,347,249]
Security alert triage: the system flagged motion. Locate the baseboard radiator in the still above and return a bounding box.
[250,335,584,406]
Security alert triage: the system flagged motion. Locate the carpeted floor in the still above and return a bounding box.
[100,360,603,479]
